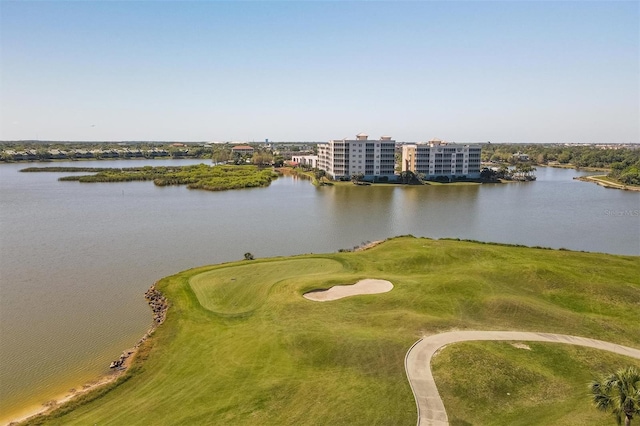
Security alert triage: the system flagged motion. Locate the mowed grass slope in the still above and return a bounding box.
[432,342,640,426]
[31,237,640,425]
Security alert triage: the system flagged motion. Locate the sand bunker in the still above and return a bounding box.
[303,279,393,302]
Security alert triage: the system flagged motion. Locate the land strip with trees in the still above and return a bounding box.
[20,164,278,191]
[482,143,640,188]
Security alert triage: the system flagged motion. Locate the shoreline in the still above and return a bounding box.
[6,237,639,424]
[574,175,640,192]
[7,368,125,426]
[7,284,168,426]
[541,163,610,172]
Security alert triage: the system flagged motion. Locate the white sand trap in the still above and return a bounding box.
[303,279,393,302]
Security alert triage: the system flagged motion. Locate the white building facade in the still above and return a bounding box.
[402,139,482,180]
[291,155,318,169]
[317,133,396,181]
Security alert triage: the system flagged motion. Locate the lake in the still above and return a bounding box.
[0,159,638,423]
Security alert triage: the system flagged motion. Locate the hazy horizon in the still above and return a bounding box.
[1,139,639,145]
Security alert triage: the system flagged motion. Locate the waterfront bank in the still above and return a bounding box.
[9,284,168,425]
[574,174,640,192]
[19,237,640,425]
[1,161,638,423]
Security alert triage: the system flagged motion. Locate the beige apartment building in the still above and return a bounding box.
[317,133,396,181]
[402,139,482,179]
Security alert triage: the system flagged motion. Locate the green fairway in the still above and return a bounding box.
[189,258,343,315]
[28,237,640,425]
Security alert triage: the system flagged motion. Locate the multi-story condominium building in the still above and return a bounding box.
[317,133,396,181]
[401,139,482,180]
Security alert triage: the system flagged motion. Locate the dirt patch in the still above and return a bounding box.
[354,240,383,251]
[511,342,532,350]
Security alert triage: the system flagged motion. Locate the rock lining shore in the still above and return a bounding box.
[109,283,168,370]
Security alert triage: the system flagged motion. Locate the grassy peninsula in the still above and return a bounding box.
[20,164,278,191]
[574,175,640,192]
[25,237,640,425]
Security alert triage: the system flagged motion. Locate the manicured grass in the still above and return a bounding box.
[189,258,343,315]
[432,342,640,425]
[27,237,640,425]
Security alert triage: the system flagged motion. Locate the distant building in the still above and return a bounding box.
[48,149,68,159]
[291,155,318,169]
[317,133,396,181]
[401,139,481,179]
[512,152,530,161]
[73,149,94,159]
[231,145,255,156]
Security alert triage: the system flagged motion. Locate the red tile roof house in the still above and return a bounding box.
[231,145,255,155]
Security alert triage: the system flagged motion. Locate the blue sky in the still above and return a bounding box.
[1,1,638,143]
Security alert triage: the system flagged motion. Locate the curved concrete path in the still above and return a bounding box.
[404,331,640,426]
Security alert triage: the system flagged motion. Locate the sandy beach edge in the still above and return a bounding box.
[6,284,168,426]
[6,360,130,426]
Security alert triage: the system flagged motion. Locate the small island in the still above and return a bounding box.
[20,164,278,191]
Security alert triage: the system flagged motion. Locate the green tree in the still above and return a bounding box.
[1,151,14,161]
[252,151,273,166]
[557,151,572,164]
[514,163,536,180]
[36,148,50,160]
[167,146,185,158]
[496,164,511,179]
[399,170,420,184]
[480,167,497,182]
[212,148,230,164]
[591,366,640,426]
[619,167,640,185]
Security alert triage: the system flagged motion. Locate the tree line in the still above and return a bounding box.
[482,144,639,186]
[482,144,639,168]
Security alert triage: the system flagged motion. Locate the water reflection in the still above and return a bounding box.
[317,185,397,246]
[396,185,481,238]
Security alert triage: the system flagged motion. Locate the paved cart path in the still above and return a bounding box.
[404,331,640,426]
